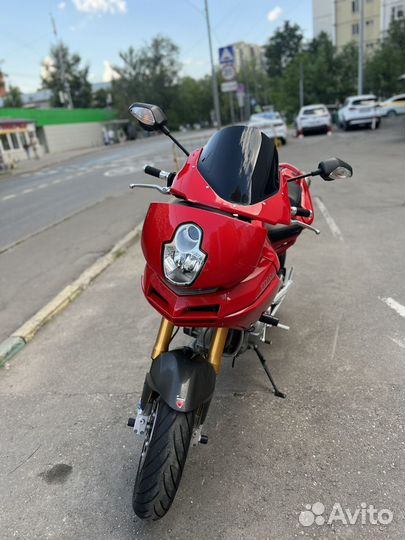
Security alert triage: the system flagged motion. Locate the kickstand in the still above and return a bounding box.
[252,345,286,399]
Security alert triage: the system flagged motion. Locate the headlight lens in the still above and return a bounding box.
[163,224,206,286]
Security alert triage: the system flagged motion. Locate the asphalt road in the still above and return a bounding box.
[0,119,404,540]
[0,132,211,342]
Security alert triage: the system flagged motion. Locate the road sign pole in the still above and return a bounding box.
[229,92,235,124]
[204,0,221,128]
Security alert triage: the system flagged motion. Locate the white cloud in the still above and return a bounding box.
[72,0,127,14]
[267,6,283,22]
[58,1,66,9]
[103,60,120,82]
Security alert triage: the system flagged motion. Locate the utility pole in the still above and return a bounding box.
[358,0,364,94]
[204,0,221,128]
[50,13,73,109]
[299,62,304,109]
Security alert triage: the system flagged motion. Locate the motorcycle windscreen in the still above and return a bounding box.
[197,125,279,206]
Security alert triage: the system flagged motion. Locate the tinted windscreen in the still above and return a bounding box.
[197,125,279,205]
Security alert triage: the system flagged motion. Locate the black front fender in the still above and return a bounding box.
[141,348,216,412]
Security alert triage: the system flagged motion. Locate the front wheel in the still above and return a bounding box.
[132,399,195,520]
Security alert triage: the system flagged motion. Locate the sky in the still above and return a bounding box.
[0,0,313,93]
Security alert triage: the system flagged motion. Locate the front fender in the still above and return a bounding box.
[141,348,216,412]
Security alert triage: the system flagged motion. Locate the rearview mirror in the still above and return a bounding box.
[128,102,167,132]
[317,157,353,181]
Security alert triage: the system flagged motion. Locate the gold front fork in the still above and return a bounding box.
[208,327,229,374]
[151,318,175,360]
[151,319,229,375]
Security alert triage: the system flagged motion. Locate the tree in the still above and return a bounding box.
[264,21,303,78]
[93,88,110,108]
[365,18,405,97]
[4,85,23,107]
[41,42,92,108]
[112,35,181,123]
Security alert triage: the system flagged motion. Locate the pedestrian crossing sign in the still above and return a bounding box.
[218,46,235,65]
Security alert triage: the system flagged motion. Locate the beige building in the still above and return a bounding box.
[231,42,265,73]
[313,0,405,51]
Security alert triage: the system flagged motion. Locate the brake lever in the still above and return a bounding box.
[291,219,320,235]
[129,183,171,194]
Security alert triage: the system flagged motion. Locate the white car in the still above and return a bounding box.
[378,94,405,117]
[295,104,332,136]
[248,112,288,144]
[338,94,380,130]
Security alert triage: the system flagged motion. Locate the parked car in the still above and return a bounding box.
[338,94,380,130]
[295,104,332,136]
[378,94,405,117]
[248,112,288,144]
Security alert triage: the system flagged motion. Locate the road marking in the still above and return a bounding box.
[65,175,73,180]
[380,297,405,318]
[388,336,405,350]
[1,194,17,201]
[52,178,61,184]
[314,196,344,242]
[37,183,48,189]
[22,188,33,194]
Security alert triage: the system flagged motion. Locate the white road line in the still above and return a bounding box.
[388,336,405,350]
[314,196,344,242]
[380,297,405,318]
[22,188,33,194]
[37,183,48,189]
[52,178,61,184]
[1,194,16,201]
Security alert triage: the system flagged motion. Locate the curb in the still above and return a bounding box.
[0,221,143,367]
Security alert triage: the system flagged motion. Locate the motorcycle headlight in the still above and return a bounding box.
[163,224,206,286]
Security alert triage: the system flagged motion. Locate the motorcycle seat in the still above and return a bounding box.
[288,182,302,206]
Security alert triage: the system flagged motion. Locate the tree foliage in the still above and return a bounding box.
[264,21,303,78]
[4,85,23,107]
[365,19,405,96]
[41,42,92,108]
[112,35,181,121]
[263,19,404,122]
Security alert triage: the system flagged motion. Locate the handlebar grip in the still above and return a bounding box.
[144,165,162,179]
[296,207,312,218]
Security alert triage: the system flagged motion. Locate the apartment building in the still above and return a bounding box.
[231,42,266,73]
[313,0,405,50]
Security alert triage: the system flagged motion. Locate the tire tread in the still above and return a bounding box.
[132,400,194,520]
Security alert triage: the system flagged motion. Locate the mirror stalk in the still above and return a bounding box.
[161,125,190,156]
[287,170,319,183]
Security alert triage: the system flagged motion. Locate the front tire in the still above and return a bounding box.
[132,399,195,520]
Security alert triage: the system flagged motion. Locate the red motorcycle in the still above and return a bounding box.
[126,103,353,520]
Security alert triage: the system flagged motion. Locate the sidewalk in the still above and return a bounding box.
[0,234,403,540]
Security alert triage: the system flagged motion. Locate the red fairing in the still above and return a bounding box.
[141,203,280,329]
[170,149,292,226]
[279,163,315,226]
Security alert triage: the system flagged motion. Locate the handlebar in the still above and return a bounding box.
[291,206,312,218]
[144,165,176,186]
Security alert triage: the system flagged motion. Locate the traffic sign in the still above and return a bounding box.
[221,81,238,93]
[218,46,235,65]
[221,64,236,81]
